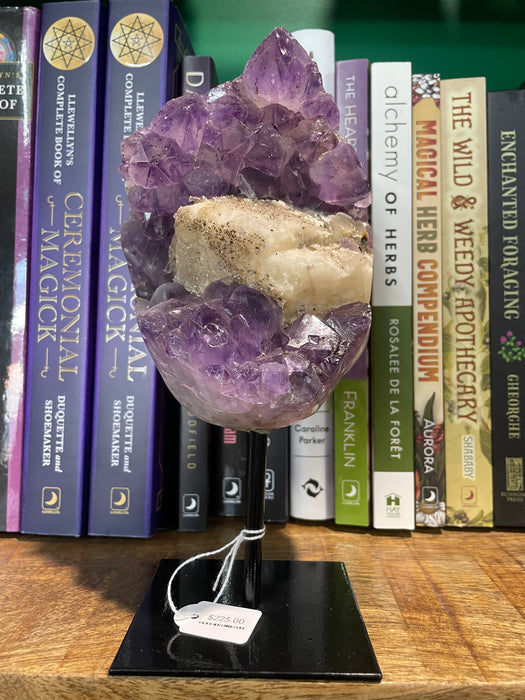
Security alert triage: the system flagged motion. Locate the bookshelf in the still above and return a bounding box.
[3,0,525,696]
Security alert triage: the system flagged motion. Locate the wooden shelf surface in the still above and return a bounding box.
[1,521,524,698]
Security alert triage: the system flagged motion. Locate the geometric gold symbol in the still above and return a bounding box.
[42,486,61,514]
[110,487,130,514]
[110,13,163,67]
[43,17,95,70]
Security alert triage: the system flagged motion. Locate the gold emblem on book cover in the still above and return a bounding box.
[43,17,95,70]
[110,13,164,67]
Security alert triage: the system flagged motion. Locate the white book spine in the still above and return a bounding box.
[370,61,415,529]
[288,28,336,521]
[290,398,335,520]
[292,28,335,96]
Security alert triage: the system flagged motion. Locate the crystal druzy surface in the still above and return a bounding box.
[120,27,373,431]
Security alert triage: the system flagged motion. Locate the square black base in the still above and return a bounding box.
[110,559,382,681]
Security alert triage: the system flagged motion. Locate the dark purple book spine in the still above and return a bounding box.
[0,7,40,532]
[21,0,107,536]
[88,0,193,537]
[487,87,525,526]
[175,54,217,533]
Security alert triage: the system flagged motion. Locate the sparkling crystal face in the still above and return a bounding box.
[119,27,373,431]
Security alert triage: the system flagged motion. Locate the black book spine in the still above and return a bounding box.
[211,427,289,521]
[487,87,525,526]
[177,408,210,531]
[264,428,289,522]
[211,427,249,517]
[181,54,217,95]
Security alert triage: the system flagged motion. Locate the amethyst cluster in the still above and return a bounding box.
[120,28,370,219]
[119,27,372,432]
[137,281,370,431]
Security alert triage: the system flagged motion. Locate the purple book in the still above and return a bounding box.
[333,58,371,526]
[335,59,369,171]
[21,0,107,536]
[88,0,193,537]
[0,6,40,532]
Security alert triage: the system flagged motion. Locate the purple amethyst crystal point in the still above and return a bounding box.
[242,28,324,115]
[119,26,373,432]
[119,27,370,218]
[310,141,373,209]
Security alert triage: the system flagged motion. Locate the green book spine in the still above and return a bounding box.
[333,374,369,526]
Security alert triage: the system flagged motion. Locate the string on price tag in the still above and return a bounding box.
[166,527,265,645]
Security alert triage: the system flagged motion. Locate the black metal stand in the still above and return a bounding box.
[109,430,381,681]
[243,431,267,608]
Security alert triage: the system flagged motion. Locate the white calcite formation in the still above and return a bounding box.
[170,195,372,323]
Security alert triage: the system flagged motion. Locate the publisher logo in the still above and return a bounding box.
[110,487,130,514]
[422,486,439,507]
[301,478,324,499]
[110,14,163,67]
[42,487,61,514]
[385,492,401,518]
[182,493,200,517]
[342,480,360,505]
[265,469,275,494]
[43,17,96,70]
[223,477,242,503]
[506,457,524,491]
[461,486,477,506]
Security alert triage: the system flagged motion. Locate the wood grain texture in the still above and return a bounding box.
[0,521,524,698]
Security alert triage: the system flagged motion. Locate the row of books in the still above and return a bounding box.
[269,31,525,531]
[370,64,525,530]
[0,0,201,537]
[2,7,523,537]
[174,36,525,533]
[138,38,524,532]
[0,5,326,538]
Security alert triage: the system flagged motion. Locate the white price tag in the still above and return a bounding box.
[174,601,262,645]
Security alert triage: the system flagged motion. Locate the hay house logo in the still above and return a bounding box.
[385,492,401,518]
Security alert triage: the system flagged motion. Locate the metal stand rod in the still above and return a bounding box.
[243,430,268,608]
